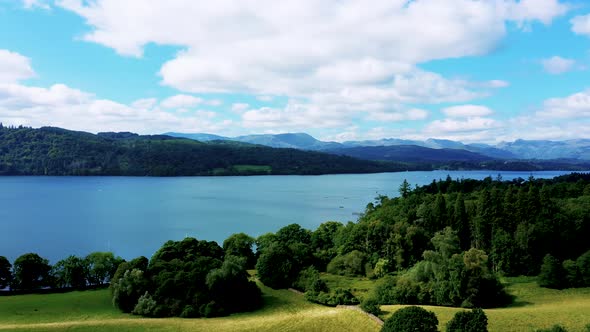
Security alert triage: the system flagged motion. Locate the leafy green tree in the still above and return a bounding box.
[52,255,88,289]
[399,179,411,198]
[12,253,51,290]
[223,233,256,268]
[474,189,493,251]
[205,256,262,314]
[111,269,148,313]
[381,306,438,332]
[327,250,367,277]
[562,259,580,288]
[111,256,148,286]
[446,308,488,332]
[433,193,448,230]
[576,250,590,287]
[0,256,11,289]
[538,254,565,289]
[452,193,471,250]
[85,252,121,286]
[255,242,296,289]
[276,223,311,245]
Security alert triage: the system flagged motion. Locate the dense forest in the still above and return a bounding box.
[0,125,406,176]
[1,125,589,176]
[2,173,590,318]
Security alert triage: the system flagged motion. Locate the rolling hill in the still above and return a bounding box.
[0,126,405,176]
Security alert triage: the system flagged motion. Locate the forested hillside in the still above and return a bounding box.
[252,173,590,309]
[0,126,406,176]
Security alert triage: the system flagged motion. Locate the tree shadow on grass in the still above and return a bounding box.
[506,300,533,308]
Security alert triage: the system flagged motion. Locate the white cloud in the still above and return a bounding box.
[442,105,494,118]
[541,56,576,74]
[57,0,566,99]
[256,95,273,102]
[160,94,203,109]
[131,98,158,109]
[571,14,590,37]
[0,82,231,135]
[0,50,36,83]
[367,108,429,122]
[425,117,502,134]
[231,103,250,113]
[538,89,590,118]
[22,0,50,9]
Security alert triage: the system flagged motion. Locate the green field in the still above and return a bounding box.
[1,277,589,331]
[0,283,380,332]
[381,277,590,332]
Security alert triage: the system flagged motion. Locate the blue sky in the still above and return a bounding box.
[0,0,589,143]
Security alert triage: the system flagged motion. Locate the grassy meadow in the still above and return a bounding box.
[380,277,590,332]
[0,283,380,332]
[1,276,589,331]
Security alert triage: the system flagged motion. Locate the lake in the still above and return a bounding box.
[0,170,579,262]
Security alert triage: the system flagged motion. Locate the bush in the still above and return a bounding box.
[132,292,158,316]
[538,254,565,289]
[446,308,488,332]
[293,266,322,292]
[577,250,590,286]
[305,288,359,306]
[360,297,381,316]
[327,250,367,277]
[381,306,438,332]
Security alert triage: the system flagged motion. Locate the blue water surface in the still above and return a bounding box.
[0,170,577,262]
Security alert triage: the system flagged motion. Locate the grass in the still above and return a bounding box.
[2,276,589,331]
[0,282,380,332]
[320,273,377,299]
[380,277,590,332]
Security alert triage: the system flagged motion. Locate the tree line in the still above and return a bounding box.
[0,252,121,292]
[0,125,405,176]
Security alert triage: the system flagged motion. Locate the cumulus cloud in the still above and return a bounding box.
[160,94,203,109]
[22,0,50,9]
[366,108,429,122]
[0,50,36,83]
[442,105,494,118]
[425,117,502,133]
[571,14,590,37]
[56,0,564,105]
[538,89,590,118]
[541,56,576,74]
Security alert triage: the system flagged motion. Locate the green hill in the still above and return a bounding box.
[0,126,405,176]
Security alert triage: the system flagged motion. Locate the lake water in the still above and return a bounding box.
[0,170,579,263]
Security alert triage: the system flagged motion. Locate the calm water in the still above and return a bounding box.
[0,170,578,262]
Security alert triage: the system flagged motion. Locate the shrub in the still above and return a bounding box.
[327,250,367,277]
[293,266,323,292]
[446,308,488,332]
[381,306,438,332]
[132,292,158,316]
[360,297,381,316]
[111,269,147,313]
[577,250,590,286]
[538,254,565,289]
[305,288,359,306]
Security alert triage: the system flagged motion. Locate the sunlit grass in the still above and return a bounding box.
[0,283,380,332]
[380,277,590,332]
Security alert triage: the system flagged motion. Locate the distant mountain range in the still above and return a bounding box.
[164,132,590,161]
